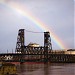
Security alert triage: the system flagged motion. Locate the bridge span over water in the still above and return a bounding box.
[0,29,75,63]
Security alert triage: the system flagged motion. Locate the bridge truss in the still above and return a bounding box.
[0,29,75,63]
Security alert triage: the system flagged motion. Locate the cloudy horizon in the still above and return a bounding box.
[0,0,74,53]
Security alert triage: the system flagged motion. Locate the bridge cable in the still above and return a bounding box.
[25,29,44,33]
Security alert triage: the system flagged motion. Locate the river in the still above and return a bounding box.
[16,63,75,75]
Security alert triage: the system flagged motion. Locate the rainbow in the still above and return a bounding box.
[0,1,67,49]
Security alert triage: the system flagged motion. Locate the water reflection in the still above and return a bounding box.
[44,63,49,75]
[16,63,75,75]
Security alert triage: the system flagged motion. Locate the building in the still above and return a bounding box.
[28,42,40,47]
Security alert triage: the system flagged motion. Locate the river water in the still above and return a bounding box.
[16,63,75,75]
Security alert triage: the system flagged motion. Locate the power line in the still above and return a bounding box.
[25,29,44,33]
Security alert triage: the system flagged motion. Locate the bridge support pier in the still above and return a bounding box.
[44,32,52,62]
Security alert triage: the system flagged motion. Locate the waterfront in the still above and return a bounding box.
[16,63,75,75]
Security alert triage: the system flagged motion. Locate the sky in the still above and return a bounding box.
[0,0,74,53]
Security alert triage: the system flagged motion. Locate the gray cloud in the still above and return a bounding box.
[0,0,74,53]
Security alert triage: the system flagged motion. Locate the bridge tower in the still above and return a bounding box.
[44,32,52,62]
[15,29,25,53]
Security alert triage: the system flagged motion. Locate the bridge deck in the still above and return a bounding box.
[0,53,75,63]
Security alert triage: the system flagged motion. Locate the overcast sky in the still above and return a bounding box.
[0,0,74,53]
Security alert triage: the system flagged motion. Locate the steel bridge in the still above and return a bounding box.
[0,29,75,63]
